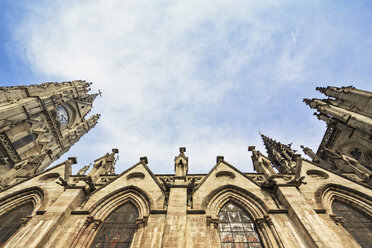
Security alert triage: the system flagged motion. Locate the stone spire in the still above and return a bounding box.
[261,134,296,173]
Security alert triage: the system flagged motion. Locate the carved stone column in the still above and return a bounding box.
[256,217,273,248]
[70,216,93,248]
[206,216,220,248]
[265,216,284,248]
[74,218,102,248]
[132,216,148,248]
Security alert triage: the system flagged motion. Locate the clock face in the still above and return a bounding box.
[56,105,69,125]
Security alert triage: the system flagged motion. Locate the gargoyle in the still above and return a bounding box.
[56,177,69,187]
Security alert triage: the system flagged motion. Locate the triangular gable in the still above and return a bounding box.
[194,159,260,193]
[300,159,372,193]
[0,159,73,192]
[90,161,165,195]
[192,160,275,211]
[84,160,165,210]
[74,100,92,120]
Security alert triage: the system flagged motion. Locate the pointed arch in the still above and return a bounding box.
[0,187,43,247]
[203,185,284,248]
[0,187,44,216]
[71,186,151,248]
[202,185,268,219]
[89,202,139,248]
[89,186,151,219]
[314,183,372,247]
[332,199,372,247]
[314,183,372,216]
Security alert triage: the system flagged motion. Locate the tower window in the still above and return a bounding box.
[12,133,38,150]
[90,202,138,248]
[219,202,263,248]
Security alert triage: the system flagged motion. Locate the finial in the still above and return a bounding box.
[316,86,327,94]
[140,156,148,164]
[248,146,255,151]
[303,98,312,105]
[179,147,186,153]
[68,157,78,164]
[216,155,224,163]
[112,148,119,153]
[293,153,301,161]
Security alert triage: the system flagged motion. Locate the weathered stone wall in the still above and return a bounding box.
[0,156,370,248]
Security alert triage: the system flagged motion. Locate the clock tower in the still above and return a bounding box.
[0,80,100,188]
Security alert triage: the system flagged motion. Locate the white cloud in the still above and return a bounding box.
[10,0,372,173]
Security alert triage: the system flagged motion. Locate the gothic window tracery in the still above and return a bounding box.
[0,201,33,247]
[218,202,263,248]
[332,199,372,247]
[89,202,138,248]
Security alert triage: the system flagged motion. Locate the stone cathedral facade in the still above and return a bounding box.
[0,83,371,248]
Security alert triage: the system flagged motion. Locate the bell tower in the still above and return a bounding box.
[0,80,100,187]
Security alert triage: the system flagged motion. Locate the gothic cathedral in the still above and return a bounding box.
[0,83,371,248]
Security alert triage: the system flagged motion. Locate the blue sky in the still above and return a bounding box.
[1,0,372,174]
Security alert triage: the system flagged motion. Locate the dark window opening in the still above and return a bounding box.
[0,202,33,247]
[332,199,372,247]
[90,202,138,248]
[12,133,38,150]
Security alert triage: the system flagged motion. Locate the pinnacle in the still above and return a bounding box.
[140,156,148,164]
[315,86,327,94]
[216,155,224,163]
[300,145,311,152]
[303,98,324,109]
[261,134,295,154]
[303,98,313,105]
[261,134,279,156]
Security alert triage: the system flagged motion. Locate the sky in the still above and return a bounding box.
[0,0,372,174]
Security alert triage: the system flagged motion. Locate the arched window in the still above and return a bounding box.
[332,199,372,247]
[90,202,138,248]
[218,201,263,248]
[0,202,33,247]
